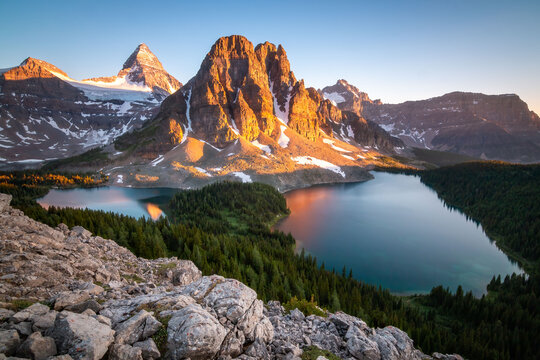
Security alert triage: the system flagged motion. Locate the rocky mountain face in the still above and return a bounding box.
[322,80,540,162]
[0,44,181,166]
[96,36,404,190]
[85,44,182,99]
[136,36,400,152]
[0,193,462,360]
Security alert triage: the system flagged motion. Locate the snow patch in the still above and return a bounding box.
[116,102,132,116]
[270,80,292,125]
[380,123,395,132]
[232,172,252,183]
[323,92,345,104]
[200,139,223,152]
[291,156,345,178]
[322,138,351,153]
[181,88,193,144]
[229,117,240,135]
[278,125,290,148]
[251,140,272,154]
[150,155,165,166]
[194,167,212,177]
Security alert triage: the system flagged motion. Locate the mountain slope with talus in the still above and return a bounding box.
[0,44,181,167]
[321,80,540,163]
[90,35,406,190]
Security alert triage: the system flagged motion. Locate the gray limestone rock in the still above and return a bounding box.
[108,344,143,360]
[46,311,114,360]
[16,332,57,360]
[114,310,161,345]
[167,303,227,360]
[133,338,160,360]
[0,329,20,355]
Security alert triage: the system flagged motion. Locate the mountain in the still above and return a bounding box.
[83,43,182,100]
[322,80,540,162]
[0,44,181,166]
[0,192,461,360]
[87,36,406,190]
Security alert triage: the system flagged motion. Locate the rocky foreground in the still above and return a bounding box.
[0,193,462,360]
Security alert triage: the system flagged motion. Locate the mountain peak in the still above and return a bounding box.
[122,43,164,71]
[321,80,373,114]
[208,35,255,59]
[2,57,68,80]
[80,43,182,96]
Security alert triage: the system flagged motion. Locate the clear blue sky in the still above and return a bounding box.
[1,0,539,113]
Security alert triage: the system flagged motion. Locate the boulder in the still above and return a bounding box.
[0,309,15,322]
[108,344,143,360]
[0,329,20,355]
[16,332,57,360]
[171,260,202,286]
[11,322,32,336]
[64,300,102,314]
[289,308,305,321]
[371,326,421,360]
[32,310,58,332]
[133,338,160,360]
[183,276,257,324]
[53,291,90,311]
[11,303,49,323]
[71,226,91,238]
[0,194,12,212]
[47,311,114,360]
[114,310,161,345]
[346,326,380,360]
[167,303,227,360]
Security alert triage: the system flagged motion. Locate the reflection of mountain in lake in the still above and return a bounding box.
[145,203,163,220]
[37,186,178,220]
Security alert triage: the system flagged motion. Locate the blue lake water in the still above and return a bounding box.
[37,172,521,295]
[275,172,521,296]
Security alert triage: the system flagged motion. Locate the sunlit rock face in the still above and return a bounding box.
[132,35,401,155]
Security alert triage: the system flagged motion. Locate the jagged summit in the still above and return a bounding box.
[105,35,404,190]
[122,43,163,70]
[84,43,182,96]
[321,79,373,113]
[135,35,398,151]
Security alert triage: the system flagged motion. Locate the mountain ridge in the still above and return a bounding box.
[89,35,406,190]
[322,80,540,163]
[0,44,181,166]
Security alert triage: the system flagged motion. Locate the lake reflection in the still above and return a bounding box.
[38,186,179,220]
[275,172,521,296]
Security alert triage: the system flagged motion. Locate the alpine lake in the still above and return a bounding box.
[37,172,521,296]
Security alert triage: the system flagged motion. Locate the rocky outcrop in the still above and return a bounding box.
[0,193,459,359]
